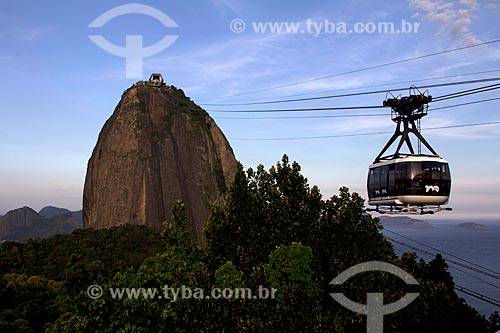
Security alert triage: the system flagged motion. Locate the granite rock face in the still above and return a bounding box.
[83,82,238,243]
[0,207,40,234]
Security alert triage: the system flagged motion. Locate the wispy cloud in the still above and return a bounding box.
[423,115,500,139]
[453,176,500,189]
[211,0,245,16]
[459,0,479,9]
[146,33,313,97]
[485,2,498,10]
[309,116,392,133]
[143,0,497,103]
[409,0,481,46]
[0,13,55,43]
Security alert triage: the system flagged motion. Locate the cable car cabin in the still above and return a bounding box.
[366,90,452,213]
[367,155,451,207]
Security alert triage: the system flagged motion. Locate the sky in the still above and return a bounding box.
[0,0,499,219]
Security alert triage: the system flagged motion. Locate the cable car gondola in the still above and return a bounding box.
[366,88,452,214]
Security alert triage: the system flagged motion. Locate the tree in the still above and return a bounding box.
[487,311,500,332]
[0,274,65,333]
[205,155,323,274]
[49,200,209,332]
[4,155,491,332]
[203,155,490,332]
[263,243,322,331]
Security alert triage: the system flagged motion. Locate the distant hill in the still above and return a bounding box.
[71,210,83,227]
[39,206,83,227]
[378,215,430,227]
[455,222,484,229]
[39,206,72,218]
[0,206,82,241]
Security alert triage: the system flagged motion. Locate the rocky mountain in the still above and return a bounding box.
[39,206,71,218]
[0,207,39,233]
[83,76,238,243]
[38,206,83,227]
[0,206,81,241]
[72,210,83,226]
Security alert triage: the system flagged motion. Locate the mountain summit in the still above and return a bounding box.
[83,74,238,243]
[0,206,80,241]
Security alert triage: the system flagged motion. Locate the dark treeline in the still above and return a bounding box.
[1,155,499,332]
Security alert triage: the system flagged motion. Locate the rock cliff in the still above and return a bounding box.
[83,80,238,243]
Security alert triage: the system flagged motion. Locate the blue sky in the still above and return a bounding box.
[1,0,499,219]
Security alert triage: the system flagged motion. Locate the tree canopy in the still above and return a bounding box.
[0,155,498,332]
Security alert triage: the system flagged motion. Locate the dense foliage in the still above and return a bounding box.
[0,225,164,332]
[1,155,498,332]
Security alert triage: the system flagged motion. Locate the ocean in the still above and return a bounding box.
[381,220,500,318]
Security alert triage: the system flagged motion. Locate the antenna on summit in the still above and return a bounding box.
[148,73,166,86]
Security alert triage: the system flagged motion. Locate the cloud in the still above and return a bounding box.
[146,34,290,97]
[453,177,500,189]
[211,0,245,16]
[459,0,479,9]
[423,115,500,139]
[309,116,392,133]
[147,28,382,100]
[408,0,481,46]
[0,25,53,43]
[0,13,55,43]
[145,0,496,103]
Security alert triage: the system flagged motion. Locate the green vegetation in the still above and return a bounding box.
[166,86,209,128]
[0,225,164,332]
[1,155,499,332]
